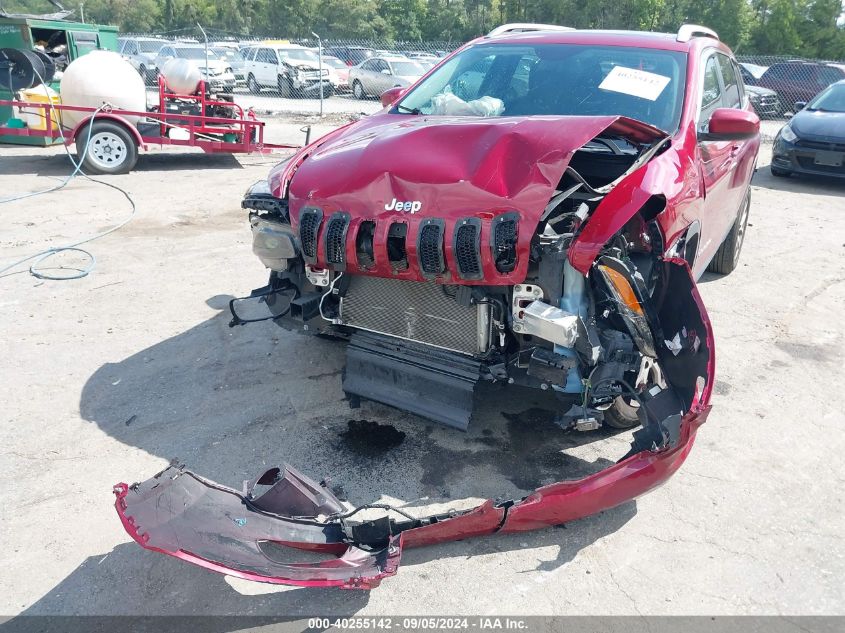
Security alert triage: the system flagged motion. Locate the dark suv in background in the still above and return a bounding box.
[757,60,845,113]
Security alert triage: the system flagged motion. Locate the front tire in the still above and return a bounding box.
[278,75,294,98]
[76,120,138,175]
[706,189,750,275]
[247,74,260,94]
[604,396,641,429]
[353,80,365,100]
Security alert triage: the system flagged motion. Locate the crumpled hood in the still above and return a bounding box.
[284,113,666,283]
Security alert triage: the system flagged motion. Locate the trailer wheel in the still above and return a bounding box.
[76,121,138,175]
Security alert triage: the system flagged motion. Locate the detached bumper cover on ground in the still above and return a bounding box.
[114,259,713,590]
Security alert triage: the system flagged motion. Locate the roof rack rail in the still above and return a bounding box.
[676,24,719,43]
[487,23,574,37]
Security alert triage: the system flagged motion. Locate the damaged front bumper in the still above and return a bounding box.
[114,259,713,589]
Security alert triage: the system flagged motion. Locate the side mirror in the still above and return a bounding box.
[380,86,406,107]
[699,108,760,141]
[794,101,807,112]
[380,68,391,75]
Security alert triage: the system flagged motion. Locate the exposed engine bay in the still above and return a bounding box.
[115,115,714,589]
[235,126,677,433]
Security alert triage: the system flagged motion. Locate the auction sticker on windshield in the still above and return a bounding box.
[599,65,671,101]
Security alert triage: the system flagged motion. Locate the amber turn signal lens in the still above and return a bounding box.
[598,265,644,316]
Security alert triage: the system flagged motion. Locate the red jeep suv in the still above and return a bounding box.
[116,25,760,589]
[238,24,759,429]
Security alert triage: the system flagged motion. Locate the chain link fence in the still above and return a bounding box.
[119,31,845,120]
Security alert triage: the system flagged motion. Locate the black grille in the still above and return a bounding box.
[325,212,350,268]
[299,208,323,264]
[454,218,482,280]
[796,156,844,174]
[418,219,445,277]
[491,213,518,273]
[796,139,845,152]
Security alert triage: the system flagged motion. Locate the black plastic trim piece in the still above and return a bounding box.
[417,218,446,278]
[490,212,519,274]
[298,207,323,265]
[324,212,351,270]
[453,217,483,280]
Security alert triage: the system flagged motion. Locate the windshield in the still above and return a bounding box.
[176,48,219,60]
[281,49,319,63]
[391,60,425,76]
[807,82,845,113]
[139,41,165,53]
[397,43,687,133]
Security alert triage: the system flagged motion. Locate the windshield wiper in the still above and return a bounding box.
[396,104,421,115]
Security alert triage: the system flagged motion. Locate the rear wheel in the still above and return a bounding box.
[76,120,138,175]
[353,80,365,100]
[247,73,260,94]
[706,189,751,275]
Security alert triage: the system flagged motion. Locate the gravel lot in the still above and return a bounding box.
[0,124,843,619]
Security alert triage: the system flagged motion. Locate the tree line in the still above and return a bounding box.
[8,0,845,58]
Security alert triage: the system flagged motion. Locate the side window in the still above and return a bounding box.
[376,59,389,73]
[717,54,741,108]
[817,66,843,87]
[361,60,376,71]
[161,47,172,57]
[699,56,723,130]
[763,64,786,81]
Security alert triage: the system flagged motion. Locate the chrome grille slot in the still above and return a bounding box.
[417,219,445,277]
[298,208,323,264]
[454,218,482,280]
[340,276,490,355]
[324,212,350,269]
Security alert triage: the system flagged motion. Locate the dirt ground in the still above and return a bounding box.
[0,124,843,619]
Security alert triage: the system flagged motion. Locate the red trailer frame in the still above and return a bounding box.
[0,78,298,166]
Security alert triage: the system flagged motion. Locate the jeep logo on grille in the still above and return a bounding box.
[385,198,422,214]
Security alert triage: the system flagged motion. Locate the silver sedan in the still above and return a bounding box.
[349,56,427,99]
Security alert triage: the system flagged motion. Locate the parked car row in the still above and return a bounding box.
[741,59,845,117]
[116,36,439,99]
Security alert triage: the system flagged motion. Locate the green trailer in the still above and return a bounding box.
[0,15,118,145]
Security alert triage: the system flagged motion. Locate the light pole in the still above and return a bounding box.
[197,22,209,91]
[311,31,324,118]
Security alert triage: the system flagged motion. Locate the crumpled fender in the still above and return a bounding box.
[114,259,713,590]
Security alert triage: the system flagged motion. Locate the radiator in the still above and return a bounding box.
[340,276,490,355]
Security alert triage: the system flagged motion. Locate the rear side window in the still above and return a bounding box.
[818,66,844,86]
[762,64,789,81]
[701,57,723,110]
[717,54,741,108]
